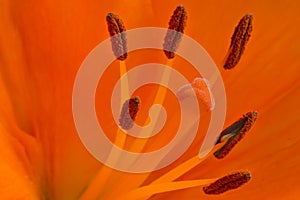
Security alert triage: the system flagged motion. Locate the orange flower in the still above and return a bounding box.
[0,0,300,200]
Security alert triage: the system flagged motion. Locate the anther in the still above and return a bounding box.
[119,97,140,130]
[214,111,257,159]
[106,13,127,61]
[224,14,253,69]
[163,5,187,59]
[203,171,251,195]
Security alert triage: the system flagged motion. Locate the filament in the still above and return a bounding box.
[79,61,130,200]
[120,178,216,200]
[99,59,179,200]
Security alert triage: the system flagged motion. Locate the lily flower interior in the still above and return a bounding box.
[0,1,299,200]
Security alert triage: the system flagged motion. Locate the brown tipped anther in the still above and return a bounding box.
[119,97,140,130]
[203,171,252,195]
[214,111,258,159]
[163,5,187,59]
[224,14,253,69]
[106,13,127,61]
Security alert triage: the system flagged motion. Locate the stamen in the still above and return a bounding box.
[215,116,247,144]
[106,13,127,61]
[79,60,132,200]
[121,178,217,200]
[163,5,187,59]
[119,97,140,130]
[203,171,251,195]
[224,14,253,69]
[214,111,258,159]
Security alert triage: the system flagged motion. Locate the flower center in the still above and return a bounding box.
[79,6,257,200]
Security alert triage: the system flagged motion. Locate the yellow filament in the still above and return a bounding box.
[151,155,201,184]
[137,152,216,200]
[209,71,219,87]
[151,149,216,184]
[129,59,174,152]
[119,178,217,200]
[155,59,174,102]
[99,59,176,200]
[79,61,129,200]
[119,61,130,101]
